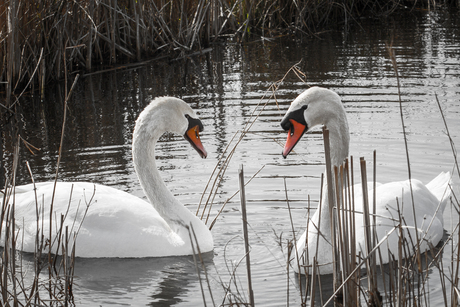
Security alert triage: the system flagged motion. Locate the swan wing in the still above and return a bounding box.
[2,182,184,257]
[352,177,447,263]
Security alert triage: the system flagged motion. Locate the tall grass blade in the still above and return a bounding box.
[238,164,255,306]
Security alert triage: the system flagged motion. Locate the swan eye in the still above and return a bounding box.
[185,114,204,132]
[301,105,308,110]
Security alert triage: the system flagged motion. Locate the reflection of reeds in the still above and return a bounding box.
[1,0,413,102]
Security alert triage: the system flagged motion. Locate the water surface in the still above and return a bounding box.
[3,8,460,306]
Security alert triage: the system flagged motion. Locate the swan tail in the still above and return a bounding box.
[426,171,452,213]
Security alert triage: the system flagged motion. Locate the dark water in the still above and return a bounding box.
[3,8,460,306]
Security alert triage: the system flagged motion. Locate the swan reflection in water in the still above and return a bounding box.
[77,253,214,306]
[3,249,214,306]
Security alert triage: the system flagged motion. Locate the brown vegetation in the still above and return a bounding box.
[1,0,456,105]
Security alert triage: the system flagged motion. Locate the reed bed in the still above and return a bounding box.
[292,140,459,307]
[2,0,455,105]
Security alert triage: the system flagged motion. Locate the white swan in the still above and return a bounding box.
[1,97,213,257]
[280,87,451,275]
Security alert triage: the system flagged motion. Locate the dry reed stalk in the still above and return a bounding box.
[435,93,460,177]
[198,130,239,221]
[199,64,277,227]
[334,165,347,303]
[322,127,340,297]
[338,163,360,306]
[284,177,305,302]
[1,169,78,305]
[46,73,79,291]
[454,215,460,306]
[5,0,18,107]
[286,238,291,307]
[359,157,381,305]
[238,164,255,306]
[388,44,425,274]
[312,175,324,279]
[432,94,459,304]
[219,236,255,306]
[189,224,216,307]
[309,258,317,307]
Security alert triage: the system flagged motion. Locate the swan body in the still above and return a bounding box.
[1,97,213,257]
[281,87,451,275]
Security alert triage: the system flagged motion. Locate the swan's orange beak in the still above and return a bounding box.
[282,119,307,158]
[185,125,207,159]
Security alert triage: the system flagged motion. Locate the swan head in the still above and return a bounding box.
[184,114,207,158]
[134,97,207,158]
[280,87,346,158]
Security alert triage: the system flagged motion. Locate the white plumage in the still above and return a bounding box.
[1,97,213,257]
[281,87,451,274]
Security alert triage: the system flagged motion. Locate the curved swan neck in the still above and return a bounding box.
[317,102,350,240]
[324,110,350,167]
[315,178,334,241]
[131,99,198,228]
[133,131,183,222]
